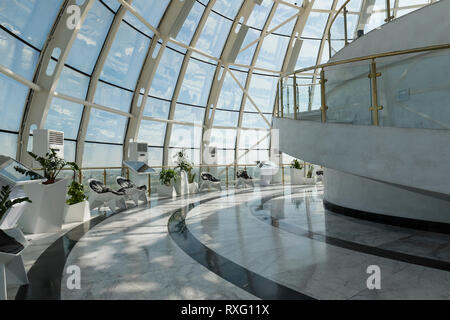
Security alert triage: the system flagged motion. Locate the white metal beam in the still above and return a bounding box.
[18,0,95,165]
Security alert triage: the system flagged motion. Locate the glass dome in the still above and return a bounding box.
[0,0,435,167]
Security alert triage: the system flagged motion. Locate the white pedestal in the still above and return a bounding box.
[158,184,175,197]
[174,171,188,196]
[188,182,198,194]
[64,200,91,223]
[290,168,304,185]
[19,179,67,234]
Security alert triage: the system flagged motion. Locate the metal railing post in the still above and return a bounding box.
[368,59,383,126]
[281,165,285,185]
[226,166,229,189]
[280,78,284,117]
[103,169,107,185]
[126,167,130,179]
[320,68,328,123]
[293,74,298,120]
[344,6,349,45]
[385,0,394,22]
[79,169,83,184]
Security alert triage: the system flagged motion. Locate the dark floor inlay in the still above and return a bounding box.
[251,194,450,273]
[168,202,315,300]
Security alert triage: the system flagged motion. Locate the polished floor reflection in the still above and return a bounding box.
[17,185,450,300]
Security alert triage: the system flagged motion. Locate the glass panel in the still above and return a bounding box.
[101,0,121,12]
[255,34,289,71]
[302,12,328,39]
[174,104,205,124]
[247,0,273,29]
[101,22,150,90]
[0,74,28,131]
[137,120,166,146]
[296,39,320,69]
[209,128,236,149]
[94,81,133,113]
[148,147,163,166]
[238,149,269,164]
[215,149,235,165]
[45,99,83,140]
[175,1,205,45]
[169,125,202,149]
[247,74,278,113]
[0,28,39,79]
[149,47,184,100]
[213,0,243,19]
[66,0,114,74]
[82,142,123,167]
[86,109,128,144]
[242,113,271,128]
[239,129,270,149]
[268,3,297,36]
[235,28,260,66]
[212,110,239,126]
[216,70,246,111]
[144,97,170,119]
[64,140,76,162]
[178,59,215,106]
[123,0,170,37]
[0,132,17,158]
[56,67,89,99]
[0,0,62,49]
[196,12,232,58]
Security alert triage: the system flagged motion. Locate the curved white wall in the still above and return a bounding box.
[324,0,450,129]
[324,168,450,224]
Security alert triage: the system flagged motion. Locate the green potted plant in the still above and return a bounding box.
[14,149,78,233]
[0,185,31,230]
[290,159,304,185]
[64,163,90,223]
[158,169,179,197]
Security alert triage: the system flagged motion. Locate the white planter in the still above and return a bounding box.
[188,182,198,194]
[290,168,304,185]
[0,201,29,230]
[64,200,90,224]
[158,184,175,197]
[19,178,67,234]
[174,171,188,196]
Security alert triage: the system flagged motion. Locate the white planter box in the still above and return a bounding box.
[290,168,304,185]
[174,171,188,196]
[188,182,198,194]
[19,178,67,234]
[158,184,175,197]
[64,200,90,223]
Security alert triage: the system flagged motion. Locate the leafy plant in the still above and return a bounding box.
[0,185,31,222]
[307,165,314,178]
[188,171,196,184]
[175,149,193,173]
[15,149,79,185]
[66,162,87,206]
[290,159,304,170]
[159,169,179,186]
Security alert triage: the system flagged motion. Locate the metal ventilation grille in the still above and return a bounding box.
[49,131,64,145]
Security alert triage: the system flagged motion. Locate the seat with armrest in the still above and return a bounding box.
[199,172,222,192]
[116,176,148,206]
[88,179,127,214]
[236,170,254,189]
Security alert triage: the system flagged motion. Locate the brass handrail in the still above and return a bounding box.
[284,42,450,77]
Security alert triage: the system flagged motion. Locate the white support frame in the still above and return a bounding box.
[18,0,96,165]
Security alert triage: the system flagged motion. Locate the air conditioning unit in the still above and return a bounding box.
[32,129,64,160]
[129,142,148,163]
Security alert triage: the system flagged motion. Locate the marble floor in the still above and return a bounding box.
[10,185,450,300]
